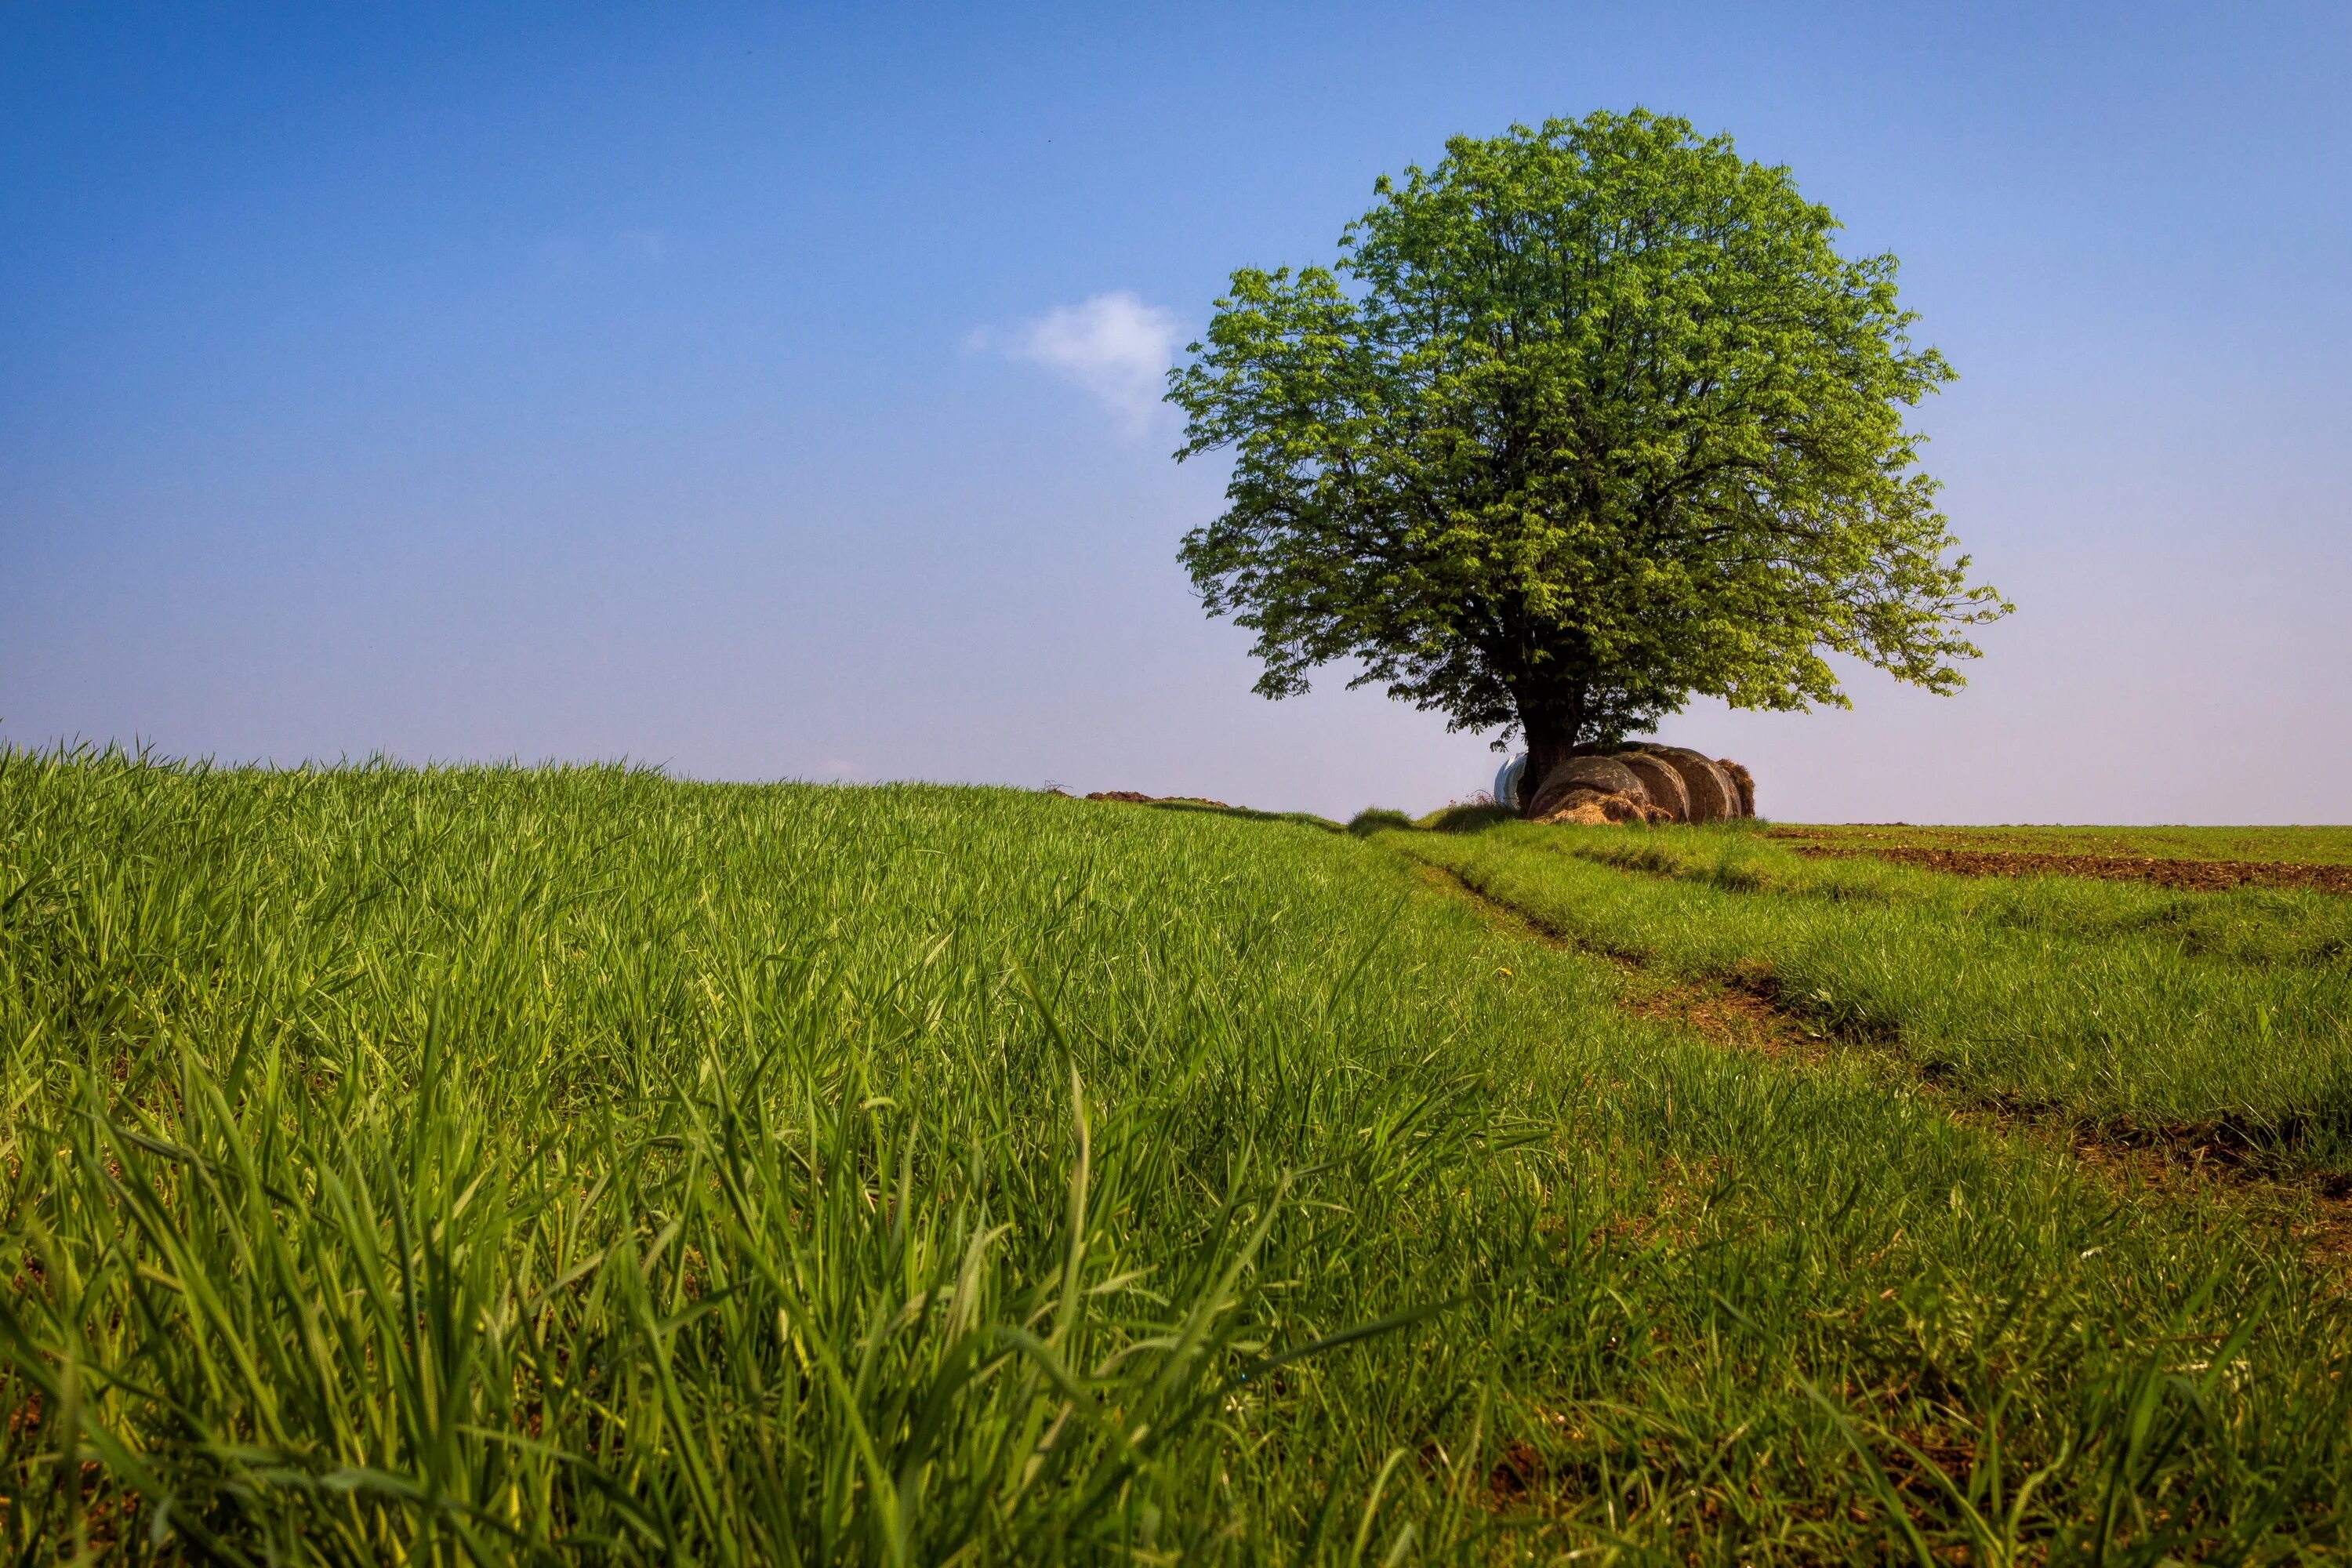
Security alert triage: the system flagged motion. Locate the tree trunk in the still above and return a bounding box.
[1519,711,1581,818]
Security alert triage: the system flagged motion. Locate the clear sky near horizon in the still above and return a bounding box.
[5,2,2347,822]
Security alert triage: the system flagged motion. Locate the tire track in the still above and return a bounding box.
[1408,856,2352,1263]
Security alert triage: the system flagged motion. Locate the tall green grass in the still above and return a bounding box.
[1389,820,2352,1170]
[5,750,2349,1560]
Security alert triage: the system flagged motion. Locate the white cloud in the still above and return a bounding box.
[971,291,1181,434]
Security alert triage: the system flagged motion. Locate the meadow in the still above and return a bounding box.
[1385,815,2352,1178]
[1762,823,2352,866]
[4,751,2350,1563]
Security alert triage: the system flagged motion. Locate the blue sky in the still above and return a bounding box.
[5,2,2347,821]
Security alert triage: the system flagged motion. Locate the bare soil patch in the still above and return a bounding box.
[1783,841,2352,896]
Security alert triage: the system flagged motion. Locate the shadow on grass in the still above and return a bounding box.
[1360,804,1781,838]
[1341,804,1520,836]
[1104,796,1771,841]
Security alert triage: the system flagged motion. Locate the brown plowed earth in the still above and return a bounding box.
[1780,840,2352,896]
[1083,790,1236,810]
[1410,859,2352,1260]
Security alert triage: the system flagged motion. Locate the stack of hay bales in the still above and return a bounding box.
[1525,745,1756,826]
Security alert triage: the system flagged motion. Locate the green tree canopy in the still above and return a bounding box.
[1169,109,2011,800]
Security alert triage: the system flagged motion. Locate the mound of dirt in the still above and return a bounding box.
[1527,755,1649,819]
[1715,758,1757,818]
[1635,746,1741,823]
[1611,753,1691,823]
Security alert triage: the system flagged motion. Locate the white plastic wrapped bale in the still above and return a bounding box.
[1494,753,1526,811]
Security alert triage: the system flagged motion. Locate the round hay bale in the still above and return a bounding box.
[1610,752,1690,823]
[1640,746,1740,823]
[1716,759,1757,818]
[1535,789,1657,826]
[1526,755,1648,819]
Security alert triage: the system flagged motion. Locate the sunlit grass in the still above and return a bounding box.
[1387,819,2352,1171]
[1770,822,2352,866]
[4,750,2348,1560]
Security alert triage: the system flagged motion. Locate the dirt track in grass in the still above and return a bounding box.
[1780,841,2352,896]
[1416,862,1816,1055]
[1412,858,2352,1262]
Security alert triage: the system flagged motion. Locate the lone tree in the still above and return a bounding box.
[1169,111,2010,808]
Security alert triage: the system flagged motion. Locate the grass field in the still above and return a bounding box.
[1763,822,2352,866]
[1385,816,2352,1178]
[5,752,2350,1562]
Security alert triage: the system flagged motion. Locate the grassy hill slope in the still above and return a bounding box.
[4,753,2348,1561]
